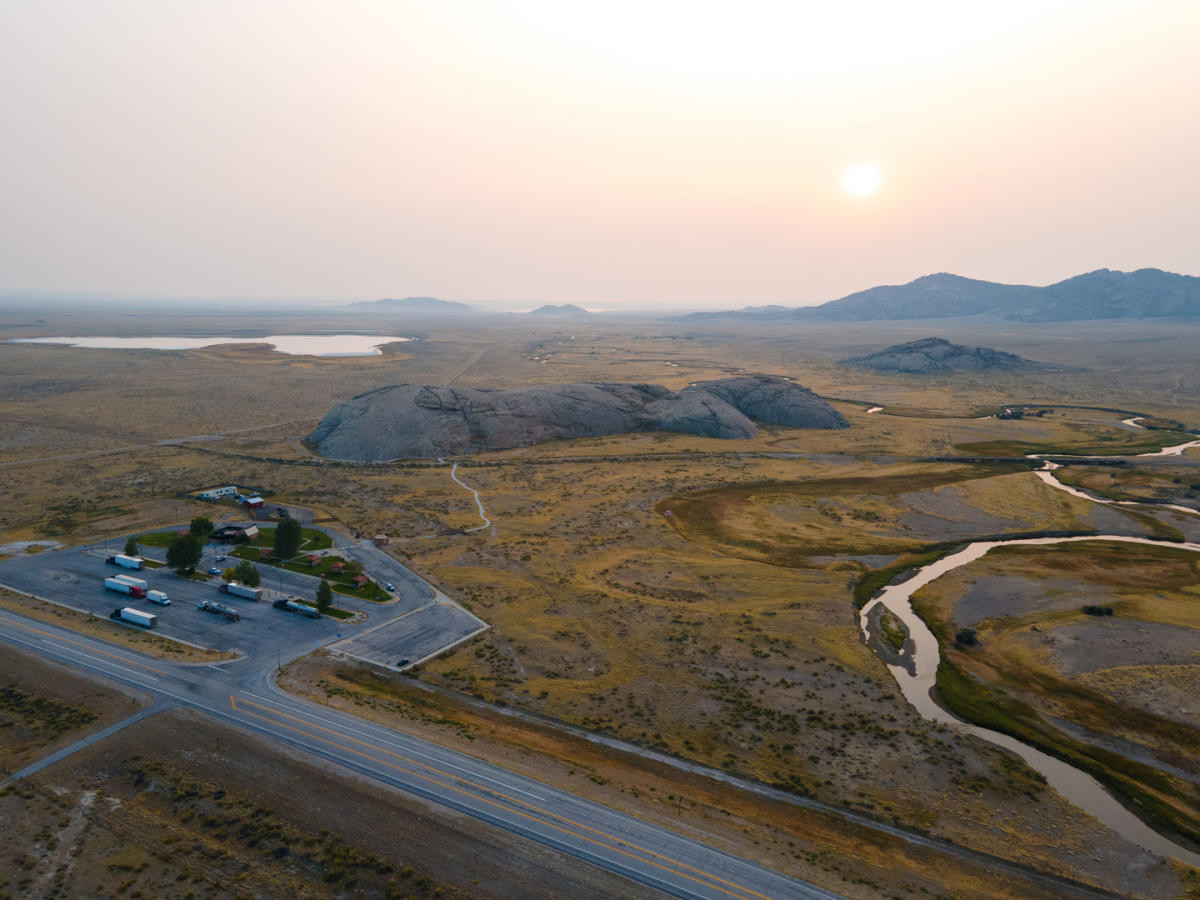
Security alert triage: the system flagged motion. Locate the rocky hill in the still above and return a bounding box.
[680,268,1200,323]
[309,375,847,460]
[839,337,1060,374]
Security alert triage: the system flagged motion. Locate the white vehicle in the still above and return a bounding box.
[111,573,148,591]
[108,554,146,570]
[110,607,156,628]
[146,589,171,606]
[104,577,146,599]
[220,582,262,601]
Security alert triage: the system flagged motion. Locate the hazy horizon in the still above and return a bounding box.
[3,1,1198,310]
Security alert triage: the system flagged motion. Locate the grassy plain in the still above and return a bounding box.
[2,310,1199,896]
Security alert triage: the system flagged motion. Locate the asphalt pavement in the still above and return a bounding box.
[0,606,840,900]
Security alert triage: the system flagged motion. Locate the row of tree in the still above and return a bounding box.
[148,515,335,611]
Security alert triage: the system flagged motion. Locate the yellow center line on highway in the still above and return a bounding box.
[1,615,169,675]
[230,695,777,900]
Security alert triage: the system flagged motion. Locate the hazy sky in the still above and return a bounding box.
[2,1,1198,310]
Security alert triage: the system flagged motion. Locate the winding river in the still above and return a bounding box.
[858,436,1200,866]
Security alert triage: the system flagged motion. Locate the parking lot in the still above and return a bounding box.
[0,537,486,667]
[334,602,487,669]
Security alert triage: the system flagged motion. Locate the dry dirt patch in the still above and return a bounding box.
[0,707,647,900]
[0,644,149,774]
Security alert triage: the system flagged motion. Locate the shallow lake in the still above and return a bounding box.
[8,334,412,356]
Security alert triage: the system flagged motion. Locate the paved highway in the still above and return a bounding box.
[0,606,838,899]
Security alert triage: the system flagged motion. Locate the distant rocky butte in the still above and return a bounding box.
[839,337,1061,374]
[309,375,848,460]
[680,268,1200,323]
[529,303,589,316]
[345,296,474,314]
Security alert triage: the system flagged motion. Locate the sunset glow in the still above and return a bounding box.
[0,1,1197,308]
[843,164,883,197]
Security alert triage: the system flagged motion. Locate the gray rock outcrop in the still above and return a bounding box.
[309,375,847,460]
[838,337,1059,374]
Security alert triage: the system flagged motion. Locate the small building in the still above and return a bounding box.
[305,554,321,567]
[352,574,369,587]
[240,497,265,510]
[258,548,273,561]
[197,485,238,501]
[211,524,260,544]
[329,562,345,575]
[373,534,389,547]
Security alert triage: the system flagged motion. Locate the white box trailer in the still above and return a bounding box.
[110,607,156,628]
[109,554,146,570]
[146,589,171,606]
[111,573,148,590]
[220,582,262,601]
[104,577,146,598]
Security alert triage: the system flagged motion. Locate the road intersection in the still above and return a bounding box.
[0,605,836,900]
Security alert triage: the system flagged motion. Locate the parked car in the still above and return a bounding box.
[385,582,395,591]
[207,567,221,574]
[215,554,227,561]
[396,658,409,667]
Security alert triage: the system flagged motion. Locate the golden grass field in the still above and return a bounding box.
[2,311,1199,897]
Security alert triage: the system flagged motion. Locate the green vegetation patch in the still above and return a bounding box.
[137,530,180,547]
[332,582,388,603]
[248,526,333,551]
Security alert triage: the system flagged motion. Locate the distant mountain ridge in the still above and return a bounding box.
[529,304,589,316]
[682,268,1200,323]
[839,337,1062,374]
[346,296,474,314]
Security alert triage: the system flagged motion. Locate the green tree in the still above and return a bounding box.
[124,536,139,556]
[233,560,261,587]
[316,579,333,612]
[189,516,213,539]
[222,567,237,583]
[274,518,302,560]
[166,534,203,574]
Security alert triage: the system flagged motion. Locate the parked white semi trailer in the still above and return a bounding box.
[107,554,146,570]
[110,607,156,627]
[103,577,147,599]
[220,582,262,601]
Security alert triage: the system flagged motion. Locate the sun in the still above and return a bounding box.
[843,163,882,197]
